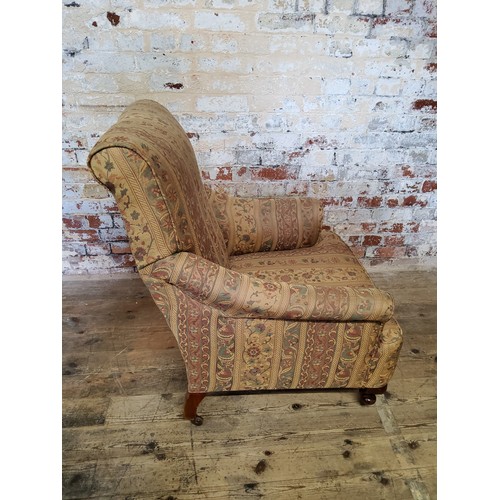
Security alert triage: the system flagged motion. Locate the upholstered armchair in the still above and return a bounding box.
[87,100,403,425]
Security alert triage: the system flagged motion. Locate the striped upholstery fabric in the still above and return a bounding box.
[87,99,403,396]
[88,100,228,269]
[206,187,323,255]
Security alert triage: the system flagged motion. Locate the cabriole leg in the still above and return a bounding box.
[184,392,206,425]
[359,385,388,406]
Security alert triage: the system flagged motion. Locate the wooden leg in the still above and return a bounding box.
[359,385,387,406]
[184,392,206,425]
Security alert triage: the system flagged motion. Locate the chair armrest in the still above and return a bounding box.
[146,252,394,322]
[205,187,323,256]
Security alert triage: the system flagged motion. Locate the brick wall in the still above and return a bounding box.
[62,0,437,274]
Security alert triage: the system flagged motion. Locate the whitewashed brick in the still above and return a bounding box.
[353,0,384,16]
[62,0,436,274]
[267,0,296,13]
[211,35,238,53]
[196,96,249,113]
[126,6,187,26]
[298,0,328,12]
[413,0,436,18]
[257,13,315,32]
[135,54,192,73]
[314,14,372,36]
[144,0,195,6]
[81,52,136,73]
[205,0,241,8]
[330,39,353,58]
[385,0,413,16]
[350,78,375,95]
[375,77,402,96]
[330,0,357,12]
[322,78,351,95]
[409,40,436,59]
[195,11,246,32]
[151,34,177,51]
[198,56,252,74]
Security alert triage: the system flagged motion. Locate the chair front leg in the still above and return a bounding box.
[184,392,206,425]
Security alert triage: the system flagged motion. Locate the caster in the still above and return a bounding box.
[360,393,376,405]
[191,415,204,426]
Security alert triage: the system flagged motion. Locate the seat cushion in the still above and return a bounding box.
[229,231,374,287]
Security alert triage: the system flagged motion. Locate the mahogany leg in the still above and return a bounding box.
[359,385,387,406]
[184,392,206,425]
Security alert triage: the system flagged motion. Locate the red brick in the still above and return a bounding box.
[422,180,437,192]
[323,199,339,206]
[86,214,113,229]
[288,149,308,159]
[110,242,132,254]
[384,235,405,246]
[401,166,415,178]
[252,166,297,181]
[357,196,382,208]
[380,223,404,233]
[402,195,428,207]
[216,166,232,181]
[402,195,417,206]
[373,246,406,258]
[425,19,437,38]
[363,235,382,246]
[412,99,437,112]
[63,217,83,229]
[407,222,420,233]
[361,222,377,232]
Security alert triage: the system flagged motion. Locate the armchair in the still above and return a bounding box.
[87,100,403,425]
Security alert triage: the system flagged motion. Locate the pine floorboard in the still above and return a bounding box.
[62,270,437,499]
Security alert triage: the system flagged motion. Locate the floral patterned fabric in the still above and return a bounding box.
[87,100,228,269]
[87,99,403,395]
[206,187,322,255]
[142,269,402,393]
[144,251,394,322]
[230,231,374,287]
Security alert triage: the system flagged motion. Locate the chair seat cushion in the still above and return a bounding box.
[229,231,374,287]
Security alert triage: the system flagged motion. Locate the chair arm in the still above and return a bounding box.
[147,252,394,322]
[205,187,323,256]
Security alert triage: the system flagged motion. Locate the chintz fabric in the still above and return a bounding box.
[88,99,403,395]
[87,100,228,269]
[205,187,323,255]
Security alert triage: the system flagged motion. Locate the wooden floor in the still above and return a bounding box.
[62,270,437,500]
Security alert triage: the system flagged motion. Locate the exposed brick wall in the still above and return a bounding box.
[62,0,437,274]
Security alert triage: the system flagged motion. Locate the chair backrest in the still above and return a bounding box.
[87,99,228,270]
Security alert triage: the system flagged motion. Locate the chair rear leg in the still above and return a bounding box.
[184,392,206,425]
[359,385,387,406]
